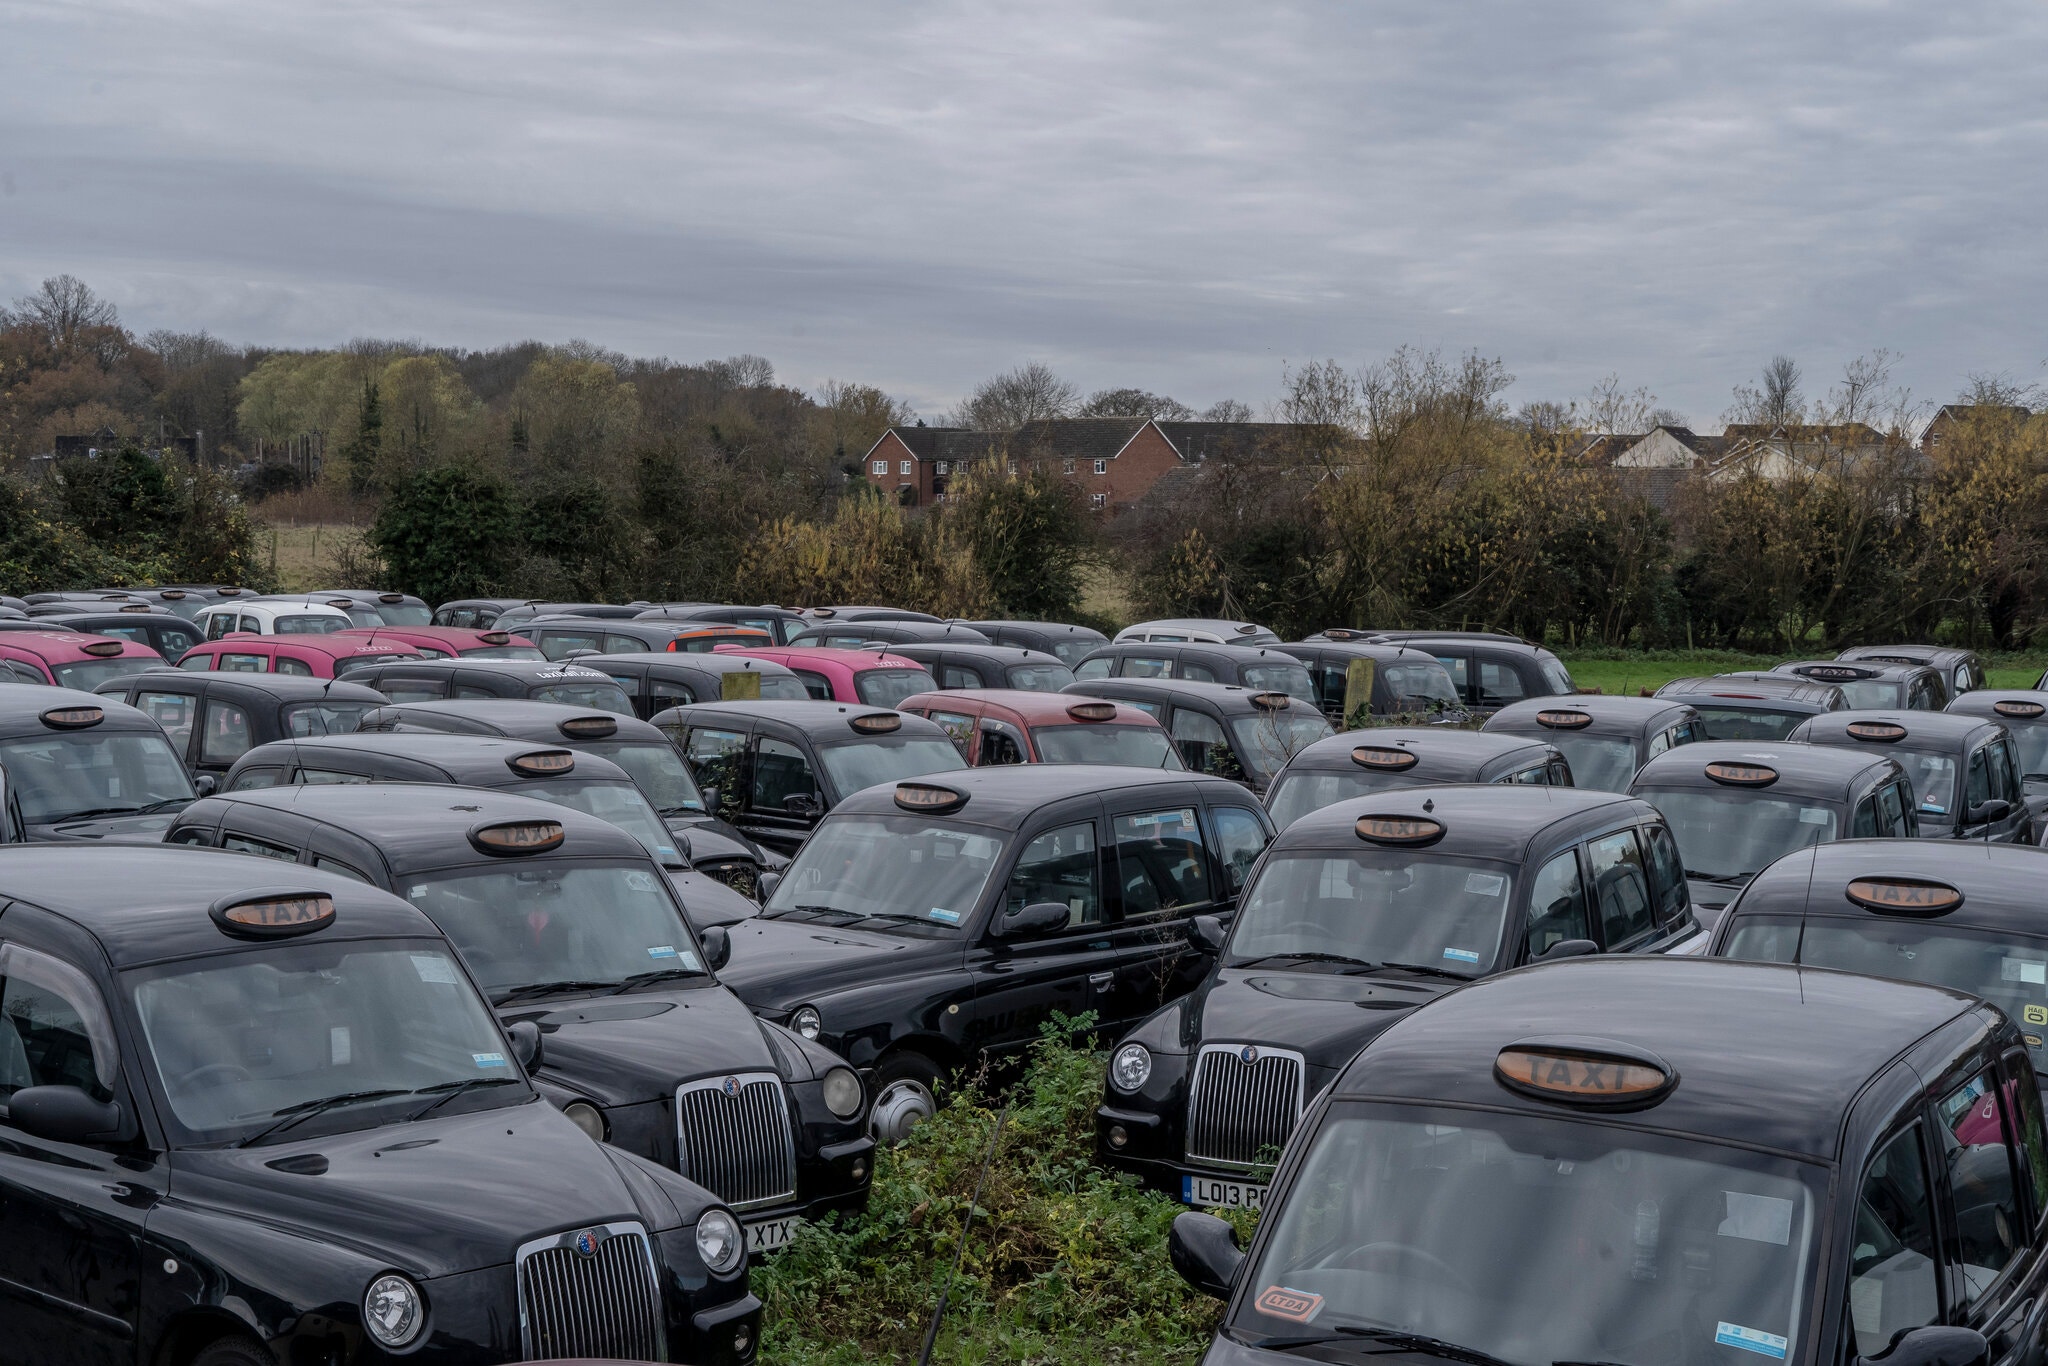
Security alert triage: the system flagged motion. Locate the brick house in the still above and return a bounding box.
[858,418,1287,513]
[1919,404,2034,456]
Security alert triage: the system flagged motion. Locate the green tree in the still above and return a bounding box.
[367,464,519,604]
[339,378,382,495]
[947,466,1094,619]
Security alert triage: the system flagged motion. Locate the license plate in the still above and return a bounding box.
[745,1215,803,1253]
[1183,1174,1265,1210]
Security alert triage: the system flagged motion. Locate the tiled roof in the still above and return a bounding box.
[1154,422,1291,461]
[1012,417,1150,463]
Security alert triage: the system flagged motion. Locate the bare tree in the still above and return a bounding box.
[1517,399,1576,436]
[1648,407,1689,428]
[144,329,234,374]
[1076,387,1193,421]
[1201,398,1252,423]
[1584,374,1658,434]
[1726,355,1807,429]
[708,353,775,389]
[1959,371,2039,411]
[6,274,119,349]
[948,362,1078,429]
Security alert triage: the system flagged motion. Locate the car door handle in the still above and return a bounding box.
[1089,972,1115,990]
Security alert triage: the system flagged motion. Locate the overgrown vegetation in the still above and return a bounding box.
[758,1019,1252,1365]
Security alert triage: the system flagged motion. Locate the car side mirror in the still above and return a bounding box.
[1968,799,2012,824]
[756,870,781,904]
[1169,1211,1244,1300]
[700,924,732,972]
[1189,914,1227,954]
[998,901,1071,939]
[8,1085,124,1144]
[1858,1325,1988,1366]
[1540,938,1598,961]
[506,1020,543,1072]
[670,831,692,866]
[783,793,821,817]
[699,786,720,816]
[192,773,218,797]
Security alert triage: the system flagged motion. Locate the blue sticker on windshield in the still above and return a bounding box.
[929,907,961,923]
[1443,947,1481,964]
[649,945,679,959]
[473,1052,509,1069]
[1715,1323,1787,1359]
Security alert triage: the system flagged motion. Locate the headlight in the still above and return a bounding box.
[696,1208,744,1275]
[1110,1043,1152,1094]
[791,1005,822,1040]
[821,1066,862,1118]
[363,1272,425,1348]
[563,1100,606,1141]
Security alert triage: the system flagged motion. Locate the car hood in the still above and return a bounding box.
[716,913,955,1009]
[33,812,183,844]
[511,985,780,1107]
[1685,876,1749,933]
[664,868,758,928]
[667,814,763,866]
[1182,968,1451,1076]
[166,1101,668,1279]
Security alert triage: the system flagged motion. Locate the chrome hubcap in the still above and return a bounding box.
[871,1077,936,1143]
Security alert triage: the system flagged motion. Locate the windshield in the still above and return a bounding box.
[1006,663,1075,692]
[275,614,349,635]
[1834,679,1907,709]
[815,736,966,798]
[1889,749,1959,823]
[1230,850,1514,975]
[1266,771,1426,830]
[1692,705,1809,742]
[1633,788,1839,884]
[1029,723,1180,768]
[765,814,1003,930]
[0,731,194,823]
[1229,711,1337,782]
[404,860,703,1002]
[510,779,680,866]
[2008,724,2048,781]
[1233,1103,1822,1366]
[1050,639,1100,668]
[1544,733,1640,792]
[1382,662,1461,710]
[462,645,547,660]
[1726,916,2048,1071]
[854,667,936,708]
[377,604,433,626]
[285,701,372,736]
[531,680,636,715]
[52,657,159,691]
[1243,663,1316,702]
[126,938,525,1144]
[588,740,705,815]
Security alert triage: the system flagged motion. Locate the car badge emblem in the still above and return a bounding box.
[573,1229,602,1257]
[1239,1045,1259,1065]
[721,1076,742,1099]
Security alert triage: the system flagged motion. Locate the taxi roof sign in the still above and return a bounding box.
[1249,691,1292,710]
[469,820,567,856]
[894,782,966,814]
[79,639,126,657]
[1494,1037,1676,1110]
[507,749,576,776]
[556,715,618,739]
[1705,761,1778,787]
[1535,709,1594,730]
[479,630,513,646]
[210,892,336,940]
[1355,815,1444,846]
[1801,664,1874,680]
[850,712,902,734]
[1846,877,1963,918]
[1995,700,2047,719]
[39,705,104,730]
[1067,701,1118,722]
[1351,746,1420,771]
[1846,721,1908,743]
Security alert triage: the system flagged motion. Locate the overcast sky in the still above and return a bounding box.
[3,1,2044,424]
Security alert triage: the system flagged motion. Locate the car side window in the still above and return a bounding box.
[1005,822,1100,928]
[1123,655,1173,679]
[1434,654,1471,703]
[1170,710,1244,782]
[226,767,282,792]
[792,669,833,701]
[1647,729,1671,759]
[204,611,231,640]
[1939,1070,2028,1303]
[750,738,818,814]
[1207,806,1270,895]
[1852,796,1880,838]
[1181,662,1219,683]
[0,942,118,1107]
[942,666,981,690]
[1850,1125,1941,1356]
[1991,738,2021,807]
[1112,807,1212,918]
[1967,747,1994,815]
[1876,780,1909,836]
[1478,660,1526,707]
[166,826,215,846]
[1643,825,1689,927]
[136,690,197,754]
[312,856,371,883]
[300,768,375,785]
[537,629,604,660]
[649,682,693,712]
[1524,850,1589,959]
[223,833,300,861]
[178,653,212,671]
[929,711,977,759]
[218,653,269,673]
[2003,1051,2048,1228]
[1548,758,1573,785]
[980,719,1027,766]
[1072,656,1112,681]
[274,656,314,676]
[199,702,254,765]
[379,677,447,702]
[1586,829,1655,947]
[603,634,651,655]
[684,727,747,810]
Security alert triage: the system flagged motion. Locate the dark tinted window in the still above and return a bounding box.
[1939,1071,2025,1302]
[1005,822,1099,928]
[1524,850,1588,958]
[1849,1127,1939,1356]
[1587,829,1654,946]
[1113,808,1211,917]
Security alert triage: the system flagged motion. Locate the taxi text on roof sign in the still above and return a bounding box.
[1494,1039,1676,1109]
[895,782,966,813]
[1706,761,1779,787]
[850,711,902,734]
[1536,709,1594,729]
[210,892,337,939]
[1845,877,1964,917]
[1351,746,1419,771]
[1354,815,1444,846]
[1066,701,1118,722]
[470,820,568,855]
[1995,700,2046,719]
[1846,721,1908,742]
[508,749,576,776]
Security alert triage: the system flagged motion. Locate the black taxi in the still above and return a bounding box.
[1361,631,1576,711]
[1071,642,1318,706]
[652,701,967,856]
[1170,955,2048,1366]
[1262,728,1569,830]
[884,641,1076,693]
[1628,740,1918,932]
[1788,711,2032,843]
[1274,639,1466,726]
[718,767,1275,1141]
[1840,644,1988,698]
[0,687,197,843]
[0,845,760,1365]
[963,619,1110,669]
[1765,659,1950,710]
[1063,678,1335,795]
[95,670,385,784]
[1946,691,2048,832]
[352,698,781,894]
[574,651,811,718]
[1482,694,1705,792]
[1096,786,1697,1207]
[1655,674,1849,740]
[165,787,872,1258]
[212,733,756,928]
[344,657,637,714]
[633,603,809,645]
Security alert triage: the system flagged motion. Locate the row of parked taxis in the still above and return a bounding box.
[4,589,2048,1366]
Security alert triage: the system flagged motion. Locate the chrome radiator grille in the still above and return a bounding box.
[515,1221,664,1362]
[677,1071,798,1210]
[694,859,760,899]
[1184,1044,1306,1171]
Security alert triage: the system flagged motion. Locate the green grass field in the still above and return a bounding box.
[1554,649,2048,696]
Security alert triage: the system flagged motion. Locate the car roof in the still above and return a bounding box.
[1280,727,1559,774]
[900,688,1161,724]
[1277,640,1451,664]
[1656,675,1845,707]
[648,699,950,738]
[1276,784,1646,859]
[1629,739,1900,794]
[0,684,164,735]
[1946,689,2048,723]
[236,733,635,784]
[1115,618,1277,642]
[0,630,159,661]
[101,671,388,704]
[831,763,1240,825]
[965,620,1109,640]
[1793,709,1997,747]
[886,643,1065,665]
[0,845,443,968]
[791,621,991,643]
[711,646,925,671]
[1063,677,1320,714]
[1486,695,1695,733]
[196,635,425,662]
[335,625,523,645]
[1739,839,2048,935]
[1333,956,1977,1158]
[356,658,617,682]
[1087,640,1308,662]
[205,600,353,618]
[574,651,800,678]
[184,783,647,872]
[1838,644,1976,667]
[48,612,182,629]
[356,698,670,742]
[1773,660,1933,682]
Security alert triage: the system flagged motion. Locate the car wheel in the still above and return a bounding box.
[871,1051,943,1144]
[191,1335,273,1366]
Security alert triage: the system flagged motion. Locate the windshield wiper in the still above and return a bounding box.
[1252,1325,1515,1366]
[404,1076,520,1122]
[490,979,617,1005]
[1230,951,1377,970]
[768,903,871,925]
[1375,960,1473,981]
[608,967,705,993]
[50,805,150,822]
[1684,868,1750,885]
[235,1089,409,1147]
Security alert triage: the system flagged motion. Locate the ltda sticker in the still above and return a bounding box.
[1255,1286,1323,1324]
[1715,1322,1787,1360]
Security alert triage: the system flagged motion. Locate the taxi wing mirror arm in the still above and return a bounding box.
[1859,1325,1988,1366]
[700,924,731,972]
[192,773,218,797]
[997,902,1070,939]
[505,1020,543,1072]
[1169,1211,1243,1300]
[1540,938,1598,961]
[9,1085,125,1144]
[1189,914,1227,955]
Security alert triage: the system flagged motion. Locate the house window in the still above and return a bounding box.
[871,460,887,476]
[899,459,912,475]
[1006,459,1017,475]
[936,460,950,475]
[1093,458,1108,475]
[1090,493,1107,510]
[1062,458,1076,475]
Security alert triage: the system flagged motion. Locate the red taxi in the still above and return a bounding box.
[332,625,546,660]
[711,644,934,707]
[898,688,1183,769]
[0,630,166,689]
[176,633,427,679]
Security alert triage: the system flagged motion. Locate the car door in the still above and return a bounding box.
[1102,797,1220,1027]
[1638,822,1697,949]
[1431,650,1476,706]
[1956,1050,2048,1364]
[1521,846,1592,962]
[1585,827,1658,952]
[681,722,750,826]
[133,685,203,769]
[1982,737,2029,842]
[1202,802,1272,917]
[1476,653,1529,710]
[196,695,258,776]
[0,932,155,1366]
[745,735,825,852]
[1930,1063,2041,1359]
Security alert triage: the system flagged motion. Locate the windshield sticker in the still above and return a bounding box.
[408,884,428,900]
[1714,1323,1788,1360]
[1464,873,1506,896]
[1717,1192,1793,1245]
[928,907,962,923]
[2002,958,2047,986]
[648,944,679,959]
[1442,947,1481,964]
[2026,1005,2048,1026]
[1798,808,1831,825]
[411,954,459,984]
[1921,802,1947,815]
[1255,1286,1324,1324]
[627,871,656,892]
[472,1052,509,1069]
[330,1026,352,1067]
